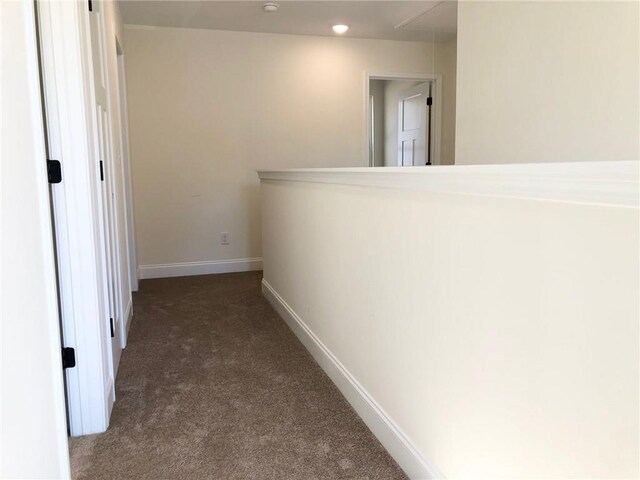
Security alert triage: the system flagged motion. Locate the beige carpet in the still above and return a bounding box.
[69,272,407,479]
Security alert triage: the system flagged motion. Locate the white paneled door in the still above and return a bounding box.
[37,0,120,435]
[89,0,123,374]
[397,82,431,166]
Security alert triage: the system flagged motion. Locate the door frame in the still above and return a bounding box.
[89,0,124,375]
[115,40,139,296]
[2,1,71,476]
[37,0,115,435]
[364,72,442,167]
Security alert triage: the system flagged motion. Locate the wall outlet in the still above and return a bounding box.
[220,232,229,245]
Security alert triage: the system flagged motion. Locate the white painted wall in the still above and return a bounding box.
[455,1,639,164]
[123,26,441,271]
[0,1,70,477]
[259,164,639,479]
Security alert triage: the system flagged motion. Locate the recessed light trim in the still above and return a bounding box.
[332,24,349,34]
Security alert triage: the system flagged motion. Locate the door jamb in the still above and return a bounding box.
[9,1,71,475]
[115,40,139,297]
[364,72,442,167]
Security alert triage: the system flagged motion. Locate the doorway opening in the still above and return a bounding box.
[366,74,442,167]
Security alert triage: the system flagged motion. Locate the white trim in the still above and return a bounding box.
[116,44,139,293]
[258,160,640,208]
[106,377,115,418]
[37,0,114,436]
[262,280,444,480]
[364,72,443,167]
[123,298,133,348]
[10,1,71,476]
[139,258,263,279]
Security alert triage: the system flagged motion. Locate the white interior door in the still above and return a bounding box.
[397,82,431,166]
[37,0,116,434]
[89,0,123,373]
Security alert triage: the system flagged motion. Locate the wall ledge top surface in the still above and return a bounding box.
[258,160,639,207]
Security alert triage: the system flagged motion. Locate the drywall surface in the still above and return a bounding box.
[456,1,639,164]
[260,166,639,478]
[0,1,70,477]
[123,26,438,267]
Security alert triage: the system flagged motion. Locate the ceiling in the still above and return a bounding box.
[118,1,458,42]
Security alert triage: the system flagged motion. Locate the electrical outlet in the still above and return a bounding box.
[220,232,229,245]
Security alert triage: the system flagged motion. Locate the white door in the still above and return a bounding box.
[397,82,431,166]
[37,0,117,434]
[89,0,123,373]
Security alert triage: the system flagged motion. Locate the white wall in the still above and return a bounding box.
[123,26,440,271]
[259,163,639,478]
[455,1,639,165]
[0,1,70,477]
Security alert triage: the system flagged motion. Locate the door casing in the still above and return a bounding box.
[37,0,121,436]
[364,72,442,167]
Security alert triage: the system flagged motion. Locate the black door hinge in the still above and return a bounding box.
[47,160,62,184]
[426,96,433,106]
[110,318,114,338]
[88,0,93,12]
[99,160,104,181]
[62,347,76,369]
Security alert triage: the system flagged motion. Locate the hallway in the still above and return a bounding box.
[69,272,405,479]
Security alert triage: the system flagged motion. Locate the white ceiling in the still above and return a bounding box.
[119,1,458,42]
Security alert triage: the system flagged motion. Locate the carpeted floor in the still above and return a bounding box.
[69,271,407,479]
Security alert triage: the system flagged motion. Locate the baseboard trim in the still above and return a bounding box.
[124,298,133,340]
[261,279,444,480]
[139,258,263,279]
[106,377,115,420]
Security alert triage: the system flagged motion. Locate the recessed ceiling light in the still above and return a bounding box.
[332,24,349,34]
[263,2,278,13]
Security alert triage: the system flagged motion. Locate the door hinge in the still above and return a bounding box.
[88,0,93,12]
[110,318,114,338]
[426,96,433,106]
[99,160,104,181]
[62,347,76,369]
[47,160,62,184]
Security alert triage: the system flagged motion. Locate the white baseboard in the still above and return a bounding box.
[106,377,115,420]
[138,258,263,279]
[124,298,133,341]
[131,271,139,292]
[261,279,444,480]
